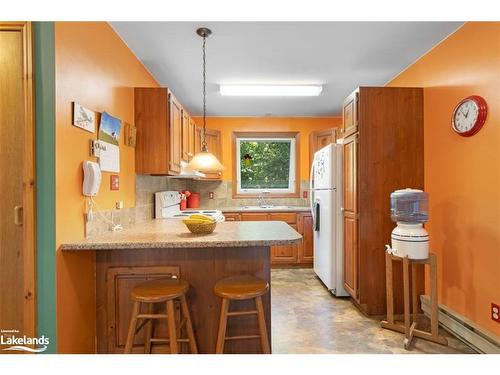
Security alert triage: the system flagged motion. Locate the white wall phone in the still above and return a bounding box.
[83,161,101,223]
[83,160,101,196]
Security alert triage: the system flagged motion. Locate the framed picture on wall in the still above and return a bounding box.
[72,102,96,133]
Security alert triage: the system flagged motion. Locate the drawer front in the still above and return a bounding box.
[223,213,241,221]
[269,212,297,224]
[241,213,269,221]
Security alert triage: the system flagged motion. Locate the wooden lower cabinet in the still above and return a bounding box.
[223,213,241,222]
[104,266,180,354]
[271,224,299,264]
[233,211,313,267]
[299,214,314,263]
[342,215,358,299]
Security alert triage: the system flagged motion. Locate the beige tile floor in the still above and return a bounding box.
[271,268,476,354]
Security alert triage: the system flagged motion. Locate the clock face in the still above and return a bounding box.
[451,95,487,137]
[453,99,478,134]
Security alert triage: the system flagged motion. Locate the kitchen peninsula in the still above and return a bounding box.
[61,219,302,354]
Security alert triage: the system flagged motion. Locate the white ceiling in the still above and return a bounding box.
[111,22,462,116]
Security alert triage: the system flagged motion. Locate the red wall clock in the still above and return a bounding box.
[451,95,488,137]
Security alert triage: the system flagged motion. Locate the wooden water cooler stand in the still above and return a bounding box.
[381,251,448,349]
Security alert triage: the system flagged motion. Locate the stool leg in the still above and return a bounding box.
[255,296,270,354]
[403,257,411,349]
[411,263,418,324]
[430,254,439,337]
[166,300,178,354]
[144,303,154,354]
[124,301,140,354]
[215,298,229,354]
[180,295,198,354]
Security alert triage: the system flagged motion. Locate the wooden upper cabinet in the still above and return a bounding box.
[181,109,197,162]
[188,117,196,161]
[195,127,223,180]
[168,93,182,174]
[134,87,183,175]
[309,128,337,168]
[181,109,190,162]
[342,90,358,137]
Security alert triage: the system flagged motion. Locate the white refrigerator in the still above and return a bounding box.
[310,143,348,297]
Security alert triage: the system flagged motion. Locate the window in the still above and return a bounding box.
[233,132,299,197]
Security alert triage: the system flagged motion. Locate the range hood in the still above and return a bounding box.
[168,161,206,179]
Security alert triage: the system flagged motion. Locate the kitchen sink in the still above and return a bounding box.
[241,205,294,210]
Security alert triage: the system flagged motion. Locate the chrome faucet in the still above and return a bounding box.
[258,191,272,208]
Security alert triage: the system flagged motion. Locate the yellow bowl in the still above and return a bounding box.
[183,221,217,234]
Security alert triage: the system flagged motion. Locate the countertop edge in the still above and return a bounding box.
[60,237,302,251]
[219,207,311,213]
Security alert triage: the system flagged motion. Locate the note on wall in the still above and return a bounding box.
[72,102,96,133]
[98,112,122,173]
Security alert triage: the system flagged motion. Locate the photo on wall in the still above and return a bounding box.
[98,112,122,145]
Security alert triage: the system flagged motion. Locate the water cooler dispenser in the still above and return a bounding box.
[386,188,429,260]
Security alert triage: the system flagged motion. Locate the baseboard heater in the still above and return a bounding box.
[420,295,500,354]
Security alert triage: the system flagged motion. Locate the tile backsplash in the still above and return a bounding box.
[188,180,310,209]
[84,176,309,237]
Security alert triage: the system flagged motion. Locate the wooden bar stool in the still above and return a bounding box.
[214,275,270,354]
[124,277,198,354]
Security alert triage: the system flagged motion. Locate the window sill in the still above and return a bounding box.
[232,192,300,199]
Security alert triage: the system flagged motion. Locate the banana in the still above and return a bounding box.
[187,214,216,223]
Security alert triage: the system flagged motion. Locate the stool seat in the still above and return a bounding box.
[125,277,197,354]
[131,277,189,302]
[214,275,269,300]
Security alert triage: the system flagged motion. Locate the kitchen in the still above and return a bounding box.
[1,3,499,370]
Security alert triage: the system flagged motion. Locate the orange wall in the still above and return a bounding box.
[55,22,158,353]
[193,117,342,181]
[388,22,500,335]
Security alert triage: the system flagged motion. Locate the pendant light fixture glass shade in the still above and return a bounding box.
[188,27,224,174]
[188,147,225,173]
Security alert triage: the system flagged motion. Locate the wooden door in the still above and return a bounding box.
[181,109,190,162]
[342,90,358,137]
[342,134,359,299]
[298,214,314,264]
[168,92,182,174]
[0,22,35,345]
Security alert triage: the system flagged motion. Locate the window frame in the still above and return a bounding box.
[232,131,300,198]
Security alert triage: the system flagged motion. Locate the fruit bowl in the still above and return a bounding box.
[182,214,218,234]
[183,220,217,234]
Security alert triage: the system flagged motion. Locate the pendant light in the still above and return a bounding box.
[188,27,224,174]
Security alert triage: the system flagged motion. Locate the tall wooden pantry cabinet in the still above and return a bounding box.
[340,87,425,316]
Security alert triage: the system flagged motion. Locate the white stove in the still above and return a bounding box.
[154,191,224,221]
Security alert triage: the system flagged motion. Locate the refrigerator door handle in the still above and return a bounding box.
[309,157,315,219]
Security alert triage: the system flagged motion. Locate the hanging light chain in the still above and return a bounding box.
[202,33,208,150]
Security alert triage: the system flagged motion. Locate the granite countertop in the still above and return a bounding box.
[61,219,302,251]
[217,206,311,213]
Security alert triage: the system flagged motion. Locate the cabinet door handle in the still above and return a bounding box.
[14,205,23,226]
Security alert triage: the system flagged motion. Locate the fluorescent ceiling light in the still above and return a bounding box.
[220,85,323,97]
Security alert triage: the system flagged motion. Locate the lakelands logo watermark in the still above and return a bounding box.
[1,329,49,353]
